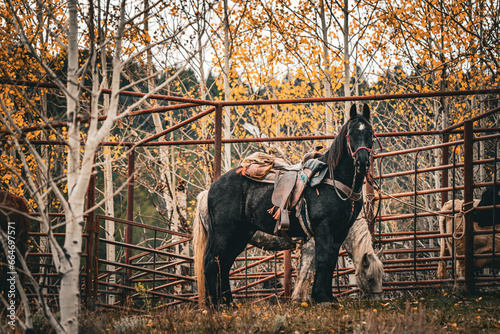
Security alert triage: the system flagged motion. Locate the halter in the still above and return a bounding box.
[327,123,382,203]
[328,129,379,219]
[346,133,372,160]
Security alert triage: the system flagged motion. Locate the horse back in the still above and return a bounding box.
[208,169,278,234]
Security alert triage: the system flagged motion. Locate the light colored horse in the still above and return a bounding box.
[291,217,384,301]
[437,199,500,280]
[194,190,384,304]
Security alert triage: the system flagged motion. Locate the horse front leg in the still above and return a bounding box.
[311,232,341,304]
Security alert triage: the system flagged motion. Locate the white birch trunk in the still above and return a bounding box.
[143,0,178,248]
[59,1,82,331]
[342,0,351,123]
[100,25,116,306]
[197,23,211,183]
[104,153,116,305]
[59,1,126,330]
[223,0,232,172]
[39,93,50,296]
[319,0,334,142]
[36,1,50,293]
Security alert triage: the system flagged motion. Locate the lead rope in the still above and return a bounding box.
[451,201,477,240]
[331,167,359,202]
[369,180,476,231]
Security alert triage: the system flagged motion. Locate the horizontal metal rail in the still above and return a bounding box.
[96,214,191,238]
[99,259,195,281]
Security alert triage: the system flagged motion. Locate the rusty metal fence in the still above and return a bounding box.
[371,125,500,296]
[1,78,499,310]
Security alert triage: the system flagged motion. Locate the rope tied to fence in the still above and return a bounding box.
[451,200,476,240]
[370,183,475,222]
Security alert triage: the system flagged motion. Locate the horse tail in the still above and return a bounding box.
[193,190,209,307]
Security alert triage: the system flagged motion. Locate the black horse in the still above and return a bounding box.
[199,104,374,307]
[473,184,500,227]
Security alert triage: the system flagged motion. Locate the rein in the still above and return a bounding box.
[323,171,362,202]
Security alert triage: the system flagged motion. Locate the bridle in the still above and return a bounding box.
[330,124,381,204]
[346,132,372,160]
[346,126,383,161]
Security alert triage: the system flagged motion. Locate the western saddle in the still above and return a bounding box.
[235,150,328,237]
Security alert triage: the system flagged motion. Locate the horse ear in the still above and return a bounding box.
[362,104,370,122]
[349,104,357,119]
[376,248,383,259]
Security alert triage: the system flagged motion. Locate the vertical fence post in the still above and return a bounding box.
[85,162,96,309]
[284,249,292,299]
[93,214,100,306]
[413,152,419,282]
[214,104,222,180]
[463,120,475,294]
[125,147,135,285]
[493,140,498,277]
[441,132,449,206]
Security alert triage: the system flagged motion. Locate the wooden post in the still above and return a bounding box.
[463,121,475,294]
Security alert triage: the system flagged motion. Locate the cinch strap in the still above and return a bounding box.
[296,198,314,239]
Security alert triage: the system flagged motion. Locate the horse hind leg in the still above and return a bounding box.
[204,239,225,307]
[437,242,450,280]
[204,231,250,307]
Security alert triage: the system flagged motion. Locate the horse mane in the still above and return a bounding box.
[350,218,374,258]
[327,119,351,171]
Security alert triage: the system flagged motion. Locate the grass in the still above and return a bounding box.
[29,289,500,333]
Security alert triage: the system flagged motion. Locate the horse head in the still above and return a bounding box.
[346,104,373,175]
[356,249,384,301]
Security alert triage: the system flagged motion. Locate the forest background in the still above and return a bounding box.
[0,0,499,332]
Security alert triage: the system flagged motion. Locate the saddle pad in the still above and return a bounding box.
[238,163,273,179]
[240,152,275,168]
